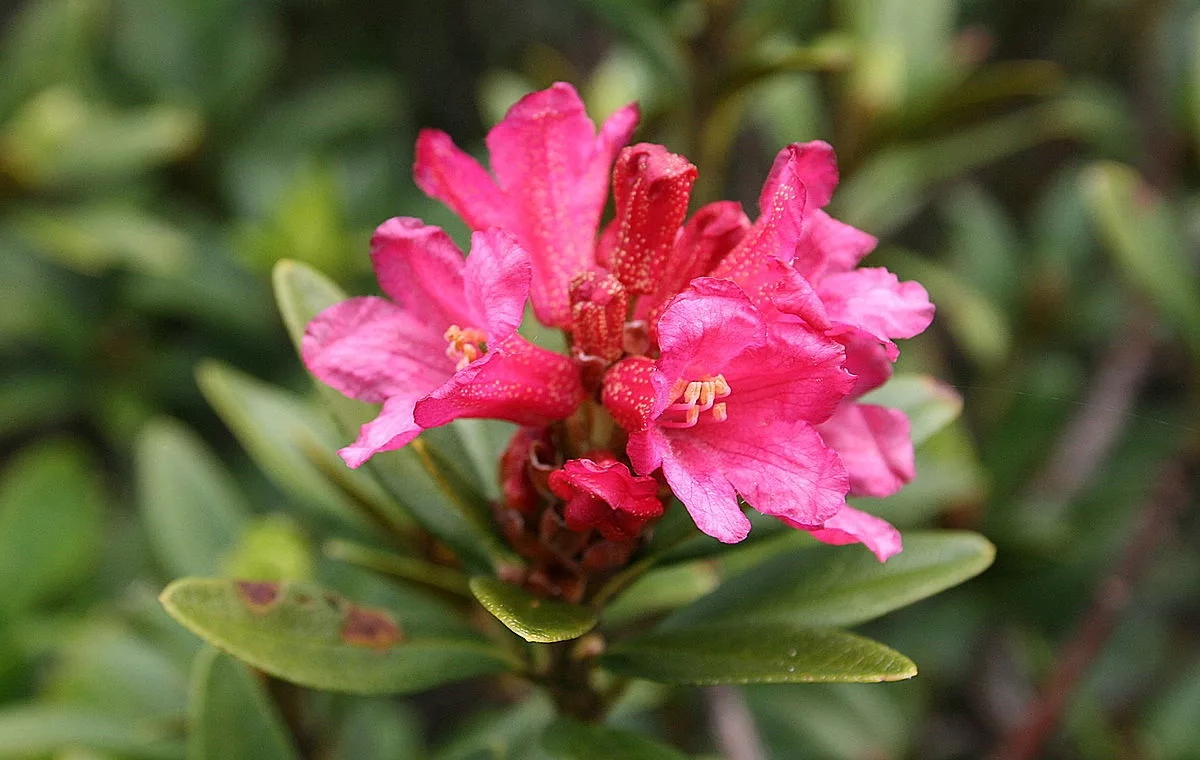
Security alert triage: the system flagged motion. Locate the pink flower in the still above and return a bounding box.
[302,218,583,467]
[548,457,663,542]
[602,278,855,543]
[700,142,933,505]
[415,82,638,328]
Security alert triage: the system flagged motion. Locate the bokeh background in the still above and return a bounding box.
[1,0,1198,757]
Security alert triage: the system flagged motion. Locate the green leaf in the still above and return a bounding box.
[434,694,555,760]
[0,0,105,118]
[0,704,182,759]
[195,360,382,533]
[220,515,314,582]
[238,163,354,277]
[838,96,1122,236]
[602,562,719,627]
[44,622,188,722]
[136,418,250,578]
[859,374,963,447]
[161,578,516,694]
[600,623,916,684]
[745,683,913,760]
[188,646,299,760]
[325,540,469,597]
[541,718,689,760]
[0,439,104,617]
[12,203,192,276]
[469,577,597,643]
[661,531,994,630]
[335,699,425,760]
[1,88,200,188]
[1140,658,1200,760]
[1085,162,1200,356]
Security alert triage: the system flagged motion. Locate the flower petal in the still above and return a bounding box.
[302,296,448,404]
[654,278,767,389]
[818,267,934,342]
[709,152,808,296]
[549,458,663,541]
[818,403,915,498]
[644,418,848,542]
[608,143,697,295]
[339,395,422,468]
[834,325,897,396]
[760,141,838,211]
[462,228,532,340]
[725,316,853,427]
[632,426,751,543]
[370,218,471,328]
[794,504,903,562]
[602,356,660,432]
[413,335,583,429]
[636,200,752,329]
[794,209,878,277]
[486,83,635,326]
[413,129,509,231]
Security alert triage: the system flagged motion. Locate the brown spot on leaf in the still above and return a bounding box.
[341,605,403,650]
[236,581,281,613]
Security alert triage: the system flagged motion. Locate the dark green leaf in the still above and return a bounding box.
[2,90,200,188]
[469,577,597,643]
[161,578,516,694]
[325,540,469,597]
[745,683,913,760]
[0,704,182,759]
[44,622,188,722]
[195,360,382,533]
[12,203,192,275]
[661,531,994,630]
[336,699,425,760]
[0,439,104,616]
[601,623,917,684]
[434,695,555,760]
[1085,162,1200,356]
[602,563,718,627]
[541,717,689,760]
[136,418,249,578]
[188,647,299,760]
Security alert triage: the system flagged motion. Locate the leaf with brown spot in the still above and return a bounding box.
[161,578,516,694]
[341,605,403,650]
[236,581,281,612]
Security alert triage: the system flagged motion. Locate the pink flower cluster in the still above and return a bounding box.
[303,83,933,585]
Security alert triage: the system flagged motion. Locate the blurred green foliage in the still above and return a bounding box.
[0,0,1198,758]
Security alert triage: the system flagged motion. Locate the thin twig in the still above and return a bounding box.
[1017,306,1157,518]
[990,458,1192,760]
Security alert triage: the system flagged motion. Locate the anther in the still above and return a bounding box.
[659,374,732,428]
[444,325,488,370]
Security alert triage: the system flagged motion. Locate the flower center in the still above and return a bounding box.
[659,374,730,429]
[444,325,488,370]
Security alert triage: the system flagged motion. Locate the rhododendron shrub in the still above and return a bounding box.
[165,83,992,742]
